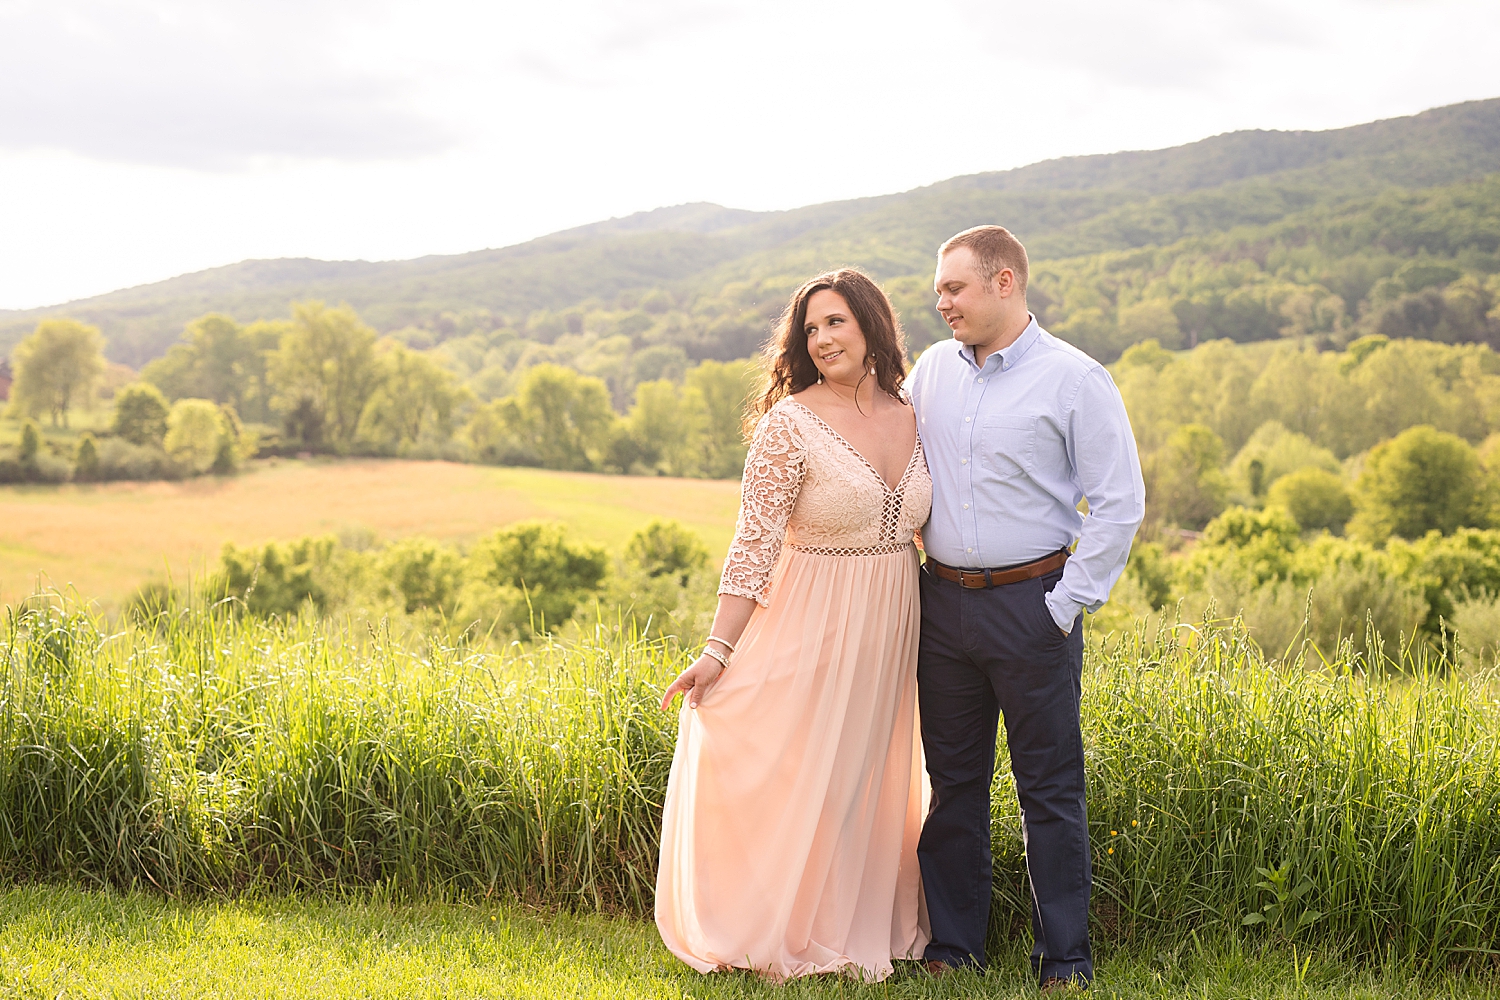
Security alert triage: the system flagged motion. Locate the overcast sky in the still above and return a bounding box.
[1,0,1497,310]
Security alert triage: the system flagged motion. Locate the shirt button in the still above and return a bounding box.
[965,416,972,422]
[977,378,984,383]
[963,503,969,509]
[966,547,973,554]
[961,458,968,465]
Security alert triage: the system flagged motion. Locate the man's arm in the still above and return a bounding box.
[1044,365,1146,632]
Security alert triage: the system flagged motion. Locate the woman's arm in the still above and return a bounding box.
[659,595,756,710]
[660,405,806,711]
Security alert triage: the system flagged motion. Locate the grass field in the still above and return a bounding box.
[4,885,1496,1000]
[0,458,741,608]
[2,602,1497,964]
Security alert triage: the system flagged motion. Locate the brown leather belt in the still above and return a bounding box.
[925,549,1070,589]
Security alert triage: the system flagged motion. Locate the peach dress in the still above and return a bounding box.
[655,396,932,982]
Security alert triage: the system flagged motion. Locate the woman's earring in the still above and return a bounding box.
[816,372,823,384]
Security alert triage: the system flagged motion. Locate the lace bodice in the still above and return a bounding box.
[719,398,932,606]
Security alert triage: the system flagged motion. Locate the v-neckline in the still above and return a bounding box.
[788,398,920,494]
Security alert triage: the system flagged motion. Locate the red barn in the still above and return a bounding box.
[0,360,11,402]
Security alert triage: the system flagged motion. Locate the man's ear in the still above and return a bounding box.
[993,267,1016,298]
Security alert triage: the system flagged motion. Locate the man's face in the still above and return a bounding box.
[934,247,1009,347]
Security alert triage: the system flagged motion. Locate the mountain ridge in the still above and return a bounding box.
[4,97,1499,367]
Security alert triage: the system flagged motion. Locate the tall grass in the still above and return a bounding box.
[1,597,1498,966]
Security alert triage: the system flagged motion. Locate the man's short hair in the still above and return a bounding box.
[939,225,1029,295]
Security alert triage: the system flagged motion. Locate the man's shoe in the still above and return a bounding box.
[923,959,952,978]
[1040,975,1088,994]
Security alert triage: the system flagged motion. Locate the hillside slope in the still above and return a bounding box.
[3,98,1499,366]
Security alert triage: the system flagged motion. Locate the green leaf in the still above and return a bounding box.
[1296,909,1323,928]
[1241,913,1266,926]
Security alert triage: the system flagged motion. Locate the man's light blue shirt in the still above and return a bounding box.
[906,316,1146,632]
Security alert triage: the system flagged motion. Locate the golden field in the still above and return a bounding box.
[0,459,742,608]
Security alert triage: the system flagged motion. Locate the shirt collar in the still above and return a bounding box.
[956,314,1042,372]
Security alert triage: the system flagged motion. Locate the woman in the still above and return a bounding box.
[656,269,932,982]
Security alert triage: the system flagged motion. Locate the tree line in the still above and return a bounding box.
[1108,332,1500,663]
[2,302,757,483]
[1029,176,1500,363]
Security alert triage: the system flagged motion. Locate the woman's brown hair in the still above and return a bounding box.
[746,268,909,434]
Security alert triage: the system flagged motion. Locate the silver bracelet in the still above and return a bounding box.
[701,645,729,670]
[706,634,736,653]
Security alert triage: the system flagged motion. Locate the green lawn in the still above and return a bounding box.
[0,886,1493,999]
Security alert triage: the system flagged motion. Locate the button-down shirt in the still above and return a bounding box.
[906,315,1145,631]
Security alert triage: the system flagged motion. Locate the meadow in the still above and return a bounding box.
[2,595,1498,979]
[0,458,740,608]
[6,886,1497,1000]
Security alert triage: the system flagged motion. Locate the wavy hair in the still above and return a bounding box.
[746,268,908,434]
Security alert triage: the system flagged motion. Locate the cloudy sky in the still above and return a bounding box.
[1,0,1497,310]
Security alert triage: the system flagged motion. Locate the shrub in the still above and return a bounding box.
[112,383,170,447]
[208,536,343,617]
[0,421,69,483]
[93,438,180,481]
[1266,467,1353,533]
[1251,563,1428,663]
[73,432,99,481]
[18,419,40,464]
[465,521,607,633]
[165,398,229,474]
[623,520,709,586]
[1350,425,1489,543]
[596,521,716,640]
[376,538,464,615]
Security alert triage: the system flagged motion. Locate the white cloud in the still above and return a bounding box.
[0,0,454,167]
[0,0,1497,310]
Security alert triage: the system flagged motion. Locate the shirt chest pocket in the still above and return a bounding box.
[979,416,1036,479]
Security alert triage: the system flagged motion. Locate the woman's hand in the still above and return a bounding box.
[661,655,726,710]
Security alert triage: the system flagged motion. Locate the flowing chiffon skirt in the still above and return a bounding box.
[655,545,930,981]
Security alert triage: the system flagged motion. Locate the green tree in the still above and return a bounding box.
[1227,421,1341,502]
[468,365,615,471]
[7,318,105,427]
[18,419,40,466]
[74,433,100,481]
[164,399,231,474]
[623,379,688,474]
[1117,299,1183,350]
[142,314,283,421]
[1147,423,1230,529]
[358,342,468,452]
[269,302,384,453]
[1350,425,1489,543]
[1267,467,1354,533]
[682,359,756,478]
[112,382,171,447]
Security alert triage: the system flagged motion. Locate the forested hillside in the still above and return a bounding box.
[3,98,1498,368]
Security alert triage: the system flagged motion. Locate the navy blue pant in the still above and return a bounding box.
[917,564,1093,984]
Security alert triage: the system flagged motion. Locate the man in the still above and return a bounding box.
[906,225,1145,989]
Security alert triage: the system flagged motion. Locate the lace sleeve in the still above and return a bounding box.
[718,406,807,606]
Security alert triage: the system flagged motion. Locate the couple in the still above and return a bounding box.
[656,225,1146,987]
